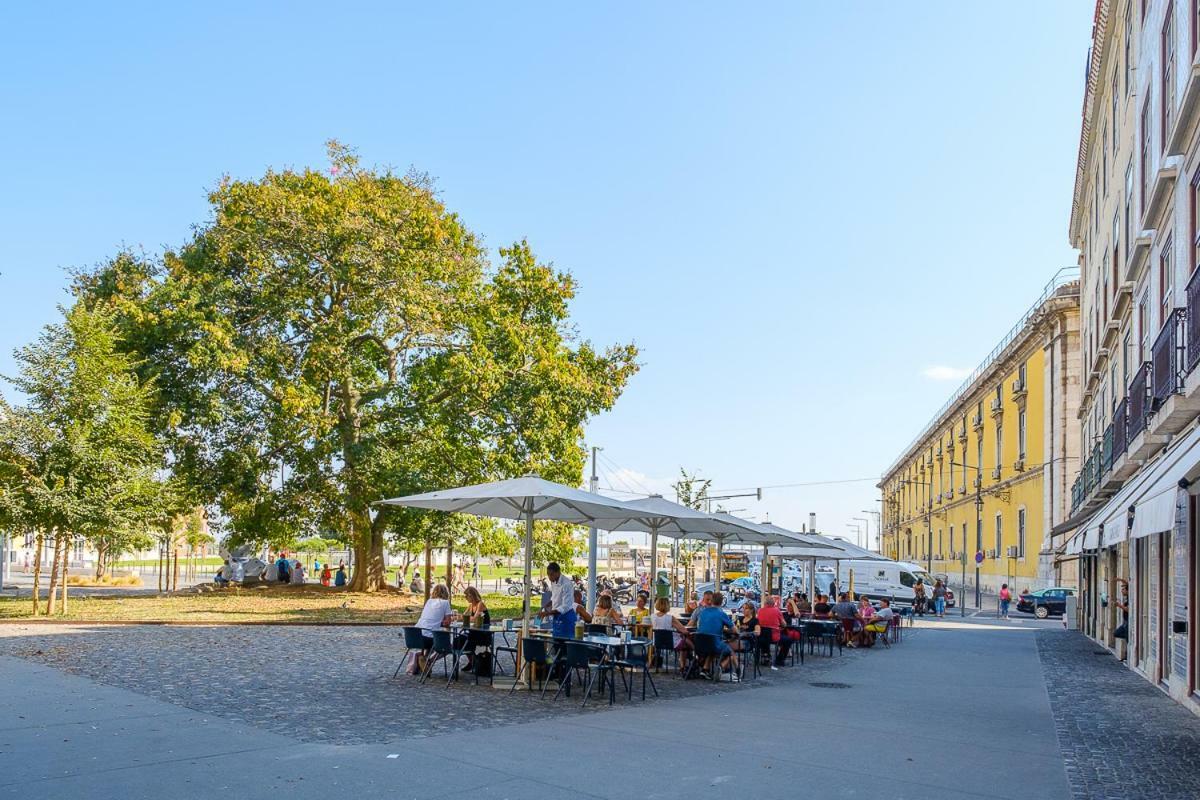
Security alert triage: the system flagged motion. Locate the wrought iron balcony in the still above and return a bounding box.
[1189,269,1200,373]
[1101,424,1113,473]
[1128,361,1152,438]
[1152,308,1186,408]
[1111,397,1128,462]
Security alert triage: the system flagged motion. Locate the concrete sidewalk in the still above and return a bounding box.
[0,618,1073,800]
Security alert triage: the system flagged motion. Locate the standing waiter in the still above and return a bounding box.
[537,561,577,637]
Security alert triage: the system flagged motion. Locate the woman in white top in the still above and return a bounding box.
[290,562,306,585]
[415,583,454,641]
[651,597,693,672]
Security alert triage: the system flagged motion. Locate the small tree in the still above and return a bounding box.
[0,304,166,613]
[672,469,712,601]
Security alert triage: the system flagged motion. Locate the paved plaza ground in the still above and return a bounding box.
[1,615,1199,799]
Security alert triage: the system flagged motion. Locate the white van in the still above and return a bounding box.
[815,559,949,608]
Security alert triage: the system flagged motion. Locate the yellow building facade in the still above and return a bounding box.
[880,273,1081,596]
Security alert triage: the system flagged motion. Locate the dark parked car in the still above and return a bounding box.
[1016,587,1074,619]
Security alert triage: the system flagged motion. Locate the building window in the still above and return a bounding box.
[995,424,1003,471]
[1113,210,1122,283]
[1126,2,1134,93]
[1113,70,1120,144]
[1141,93,1152,218]
[1139,294,1150,361]
[1194,0,1199,57]
[1018,410,1027,461]
[1164,2,1177,149]
[1123,330,1132,383]
[1192,169,1200,274]
[1125,162,1134,261]
[1018,507,1027,559]
[995,513,1003,557]
[1103,126,1109,195]
[1160,234,1175,325]
[24,532,34,549]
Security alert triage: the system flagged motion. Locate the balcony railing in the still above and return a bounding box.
[1189,268,1200,373]
[1112,397,1128,462]
[1152,308,1186,408]
[1128,361,1152,438]
[1101,423,1113,473]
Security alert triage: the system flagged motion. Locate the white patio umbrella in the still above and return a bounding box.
[604,495,764,606]
[377,474,655,633]
[735,521,841,599]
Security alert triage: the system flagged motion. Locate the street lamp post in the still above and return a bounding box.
[852,517,870,549]
[950,460,984,616]
[860,510,881,551]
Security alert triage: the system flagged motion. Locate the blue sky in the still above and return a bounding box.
[0,2,1091,547]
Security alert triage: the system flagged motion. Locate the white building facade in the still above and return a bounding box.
[1064,0,1200,714]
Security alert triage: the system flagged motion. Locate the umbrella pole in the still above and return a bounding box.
[522,509,534,636]
[715,539,723,596]
[649,527,659,606]
[762,544,769,600]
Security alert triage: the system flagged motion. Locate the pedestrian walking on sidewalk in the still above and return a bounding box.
[999,583,1013,619]
[932,579,947,617]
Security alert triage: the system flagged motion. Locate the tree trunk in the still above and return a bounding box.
[172,548,179,591]
[94,541,107,580]
[445,541,454,591]
[46,532,62,616]
[157,541,163,592]
[423,541,432,601]
[59,539,69,615]
[31,532,43,616]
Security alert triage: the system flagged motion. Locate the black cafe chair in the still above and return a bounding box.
[553,641,613,707]
[393,626,427,679]
[614,641,658,701]
[510,636,554,696]
[652,629,677,673]
[420,629,456,686]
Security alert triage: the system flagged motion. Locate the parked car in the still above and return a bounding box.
[1016,587,1075,619]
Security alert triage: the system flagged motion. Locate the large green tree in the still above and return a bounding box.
[77,142,638,591]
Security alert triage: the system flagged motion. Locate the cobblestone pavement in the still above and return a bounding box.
[0,623,852,745]
[1038,630,1200,800]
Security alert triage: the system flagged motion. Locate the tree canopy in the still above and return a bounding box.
[73,142,638,590]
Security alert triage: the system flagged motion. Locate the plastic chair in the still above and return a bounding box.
[552,641,612,707]
[690,632,724,681]
[393,626,427,678]
[509,636,553,696]
[805,621,839,657]
[652,629,676,673]
[614,642,658,700]
[420,629,456,686]
[461,628,497,686]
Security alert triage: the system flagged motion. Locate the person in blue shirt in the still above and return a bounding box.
[334,562,348,587]
[694,592,737,680]
[275,553,292,584]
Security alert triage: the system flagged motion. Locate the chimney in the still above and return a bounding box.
[809,512,817,533]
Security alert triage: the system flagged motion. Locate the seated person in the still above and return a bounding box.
[651,596,693,671]
[785,591,811,619]
[693,592,738,680]
[735,601,758,650]
[858,596,875,620]
[812,594,833,618]
[334,564,348,587]
[627,591,652,625]
[864,598,894,643]
[832,592,863,647]
[573,589,594,623]
[756,594,790,669]
[411,584,455,674]
[590,593,624,628]
[687,590,715,628]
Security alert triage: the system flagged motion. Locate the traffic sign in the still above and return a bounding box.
[974,550,984,565]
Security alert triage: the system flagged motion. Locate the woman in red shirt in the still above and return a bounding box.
[755,595,790,670]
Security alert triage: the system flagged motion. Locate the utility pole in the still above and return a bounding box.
[860,510,881,551]
[587,446,601,609]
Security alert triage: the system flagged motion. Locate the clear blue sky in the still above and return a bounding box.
[0,2,1091,547]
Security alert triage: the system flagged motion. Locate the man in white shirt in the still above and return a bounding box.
[537,562,577,637]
